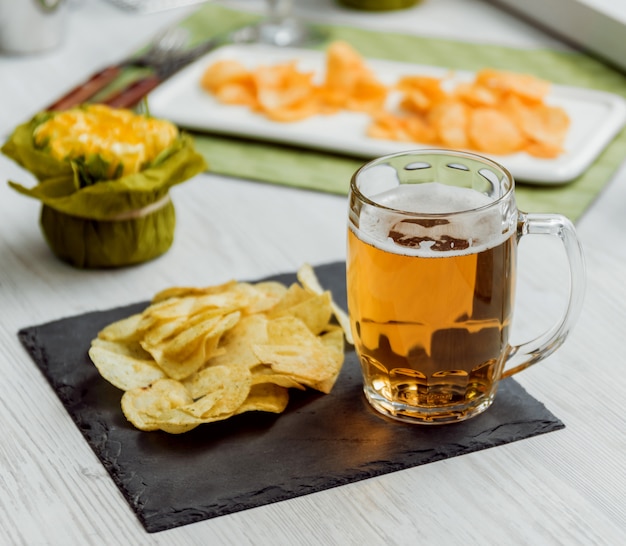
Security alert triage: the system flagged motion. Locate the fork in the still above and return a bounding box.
[102,24,260,109]
[46,26,191,111]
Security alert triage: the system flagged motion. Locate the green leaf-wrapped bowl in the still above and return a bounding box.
[2,106,207,268]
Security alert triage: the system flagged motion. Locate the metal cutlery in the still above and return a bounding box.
[102,24,260,109]
[46,26,191,111]
[46,24,259,111]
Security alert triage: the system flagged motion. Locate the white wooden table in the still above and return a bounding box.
[1,1,624,544]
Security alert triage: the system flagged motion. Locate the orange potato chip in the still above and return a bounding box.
[475,68,551,103]
[345,75,388,113]
[321,41,379,108]
[453,82,499,107]
[468,107,525,155]
[524,140,565,159]
[215,83,258,108]
[264,98,322,122]
[519,103,570,146]
[404,115,438,143]
[254,62,318,115]
[199,41,569,158]
[429,100,470,148]
[399,90,431,114]
[200,59,251,93]
[397,75,448,112]
[367,112,402,140]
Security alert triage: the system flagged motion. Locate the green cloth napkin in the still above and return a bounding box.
[174,3,626,221]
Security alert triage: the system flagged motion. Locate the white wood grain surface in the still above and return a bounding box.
[1,1,624,544]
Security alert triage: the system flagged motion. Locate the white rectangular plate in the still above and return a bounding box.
[148,44,626,185]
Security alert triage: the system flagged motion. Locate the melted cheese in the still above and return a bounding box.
[34,104,179,178]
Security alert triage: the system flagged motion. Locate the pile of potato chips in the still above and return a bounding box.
[200,41,386,123]
[370,69,570,158]
[200,40,569,158]
[89,265,351,434]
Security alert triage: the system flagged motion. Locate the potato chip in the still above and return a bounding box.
[192,365,251,416]
[468,107,525,155]
[252,61,321,122]
[182,363,251,402]
[367,112,435,144]
[524,140,565,159]
[91,337,152,360]
[98,313,143,342]
[142,311,240,380]
[429,100,470,148]
[149,414,204,434]
[244,281,288,314]
[142,295,198,320]
[322,41,386,112]
[140,316,190,347]
[235,384,290,415]
[90,264,347,433]
[200,59,254,95]
[250,364,306,390]
[345,75,388,114]
[205,313,267,369]
[320,326,346,355]
[310,327,345,393]
[475,68,550,103]
[121,379,194,431]
[297,263,353,345]
[215,82,258,108]
[152,280,238,304]
[254,62,315,109]
[199,60,258,109]
[89,345,165,391]
[452,82,499,107]
[268,289,333,335]
[253,316,342,390]
[506,97,570,152]
[397,75,448,113]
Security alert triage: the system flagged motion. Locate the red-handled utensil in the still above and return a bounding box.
[47,24,260,111]
[47,66,123,111]
[45,26,190,111]
[103,75,163,109]
[100,29,252,109]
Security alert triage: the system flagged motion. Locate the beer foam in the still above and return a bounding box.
[356,183,510,257]
[374,182,491,212]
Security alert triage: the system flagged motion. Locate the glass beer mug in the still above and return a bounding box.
[347,150,585,424]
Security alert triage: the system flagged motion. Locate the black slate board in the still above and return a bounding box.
[17,261,564,533]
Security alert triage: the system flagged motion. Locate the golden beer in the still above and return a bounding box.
[347,182,516,423]
[347,150,585,424]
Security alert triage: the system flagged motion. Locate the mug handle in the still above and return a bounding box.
[502,212,586,378]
